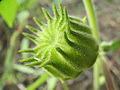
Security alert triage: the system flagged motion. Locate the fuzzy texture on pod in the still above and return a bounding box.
[19,4,98,81]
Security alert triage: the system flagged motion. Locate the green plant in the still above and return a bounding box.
[0,0,19,27]
[0,1,34,89]
[19,1,120,90]
[27,72,49,90]
[19,4,98,81]
[0,0,45,89]
[0,0,39,28]
[83,0,120,90]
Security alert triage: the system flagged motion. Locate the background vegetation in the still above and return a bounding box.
[0,0,120,90]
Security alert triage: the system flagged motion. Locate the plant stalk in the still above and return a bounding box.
[83,0,101,90]
[27,73,49,90]
[83,0,115,90]
[2,23,24,84]
[83,0,100,42]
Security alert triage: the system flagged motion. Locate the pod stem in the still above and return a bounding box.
[83,0,100,42]
[82,1,101,89]
[83,0,114,90]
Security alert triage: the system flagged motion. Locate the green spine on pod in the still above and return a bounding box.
[19,4,98,81]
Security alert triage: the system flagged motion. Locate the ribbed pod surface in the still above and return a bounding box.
[19,4,98,81]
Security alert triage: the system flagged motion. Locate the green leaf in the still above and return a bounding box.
[101,38,120,52]
[110,38,120,51]
[0,0,19,27]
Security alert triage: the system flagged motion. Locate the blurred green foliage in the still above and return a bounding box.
[0,0,38,28]
[0,0,119,90]
[0,0,19,27]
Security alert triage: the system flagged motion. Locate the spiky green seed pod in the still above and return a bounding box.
[19,4,98,81]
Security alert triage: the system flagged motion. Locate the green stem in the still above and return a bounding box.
[83,0,101,90]
[27,73,49,90]
[93,57,102,90]
[2,25,23,84]
[83,0,100,42]
[83,0,115,90]
[4,31,19,69]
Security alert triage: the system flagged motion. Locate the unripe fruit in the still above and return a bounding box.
[19,4,98,81]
